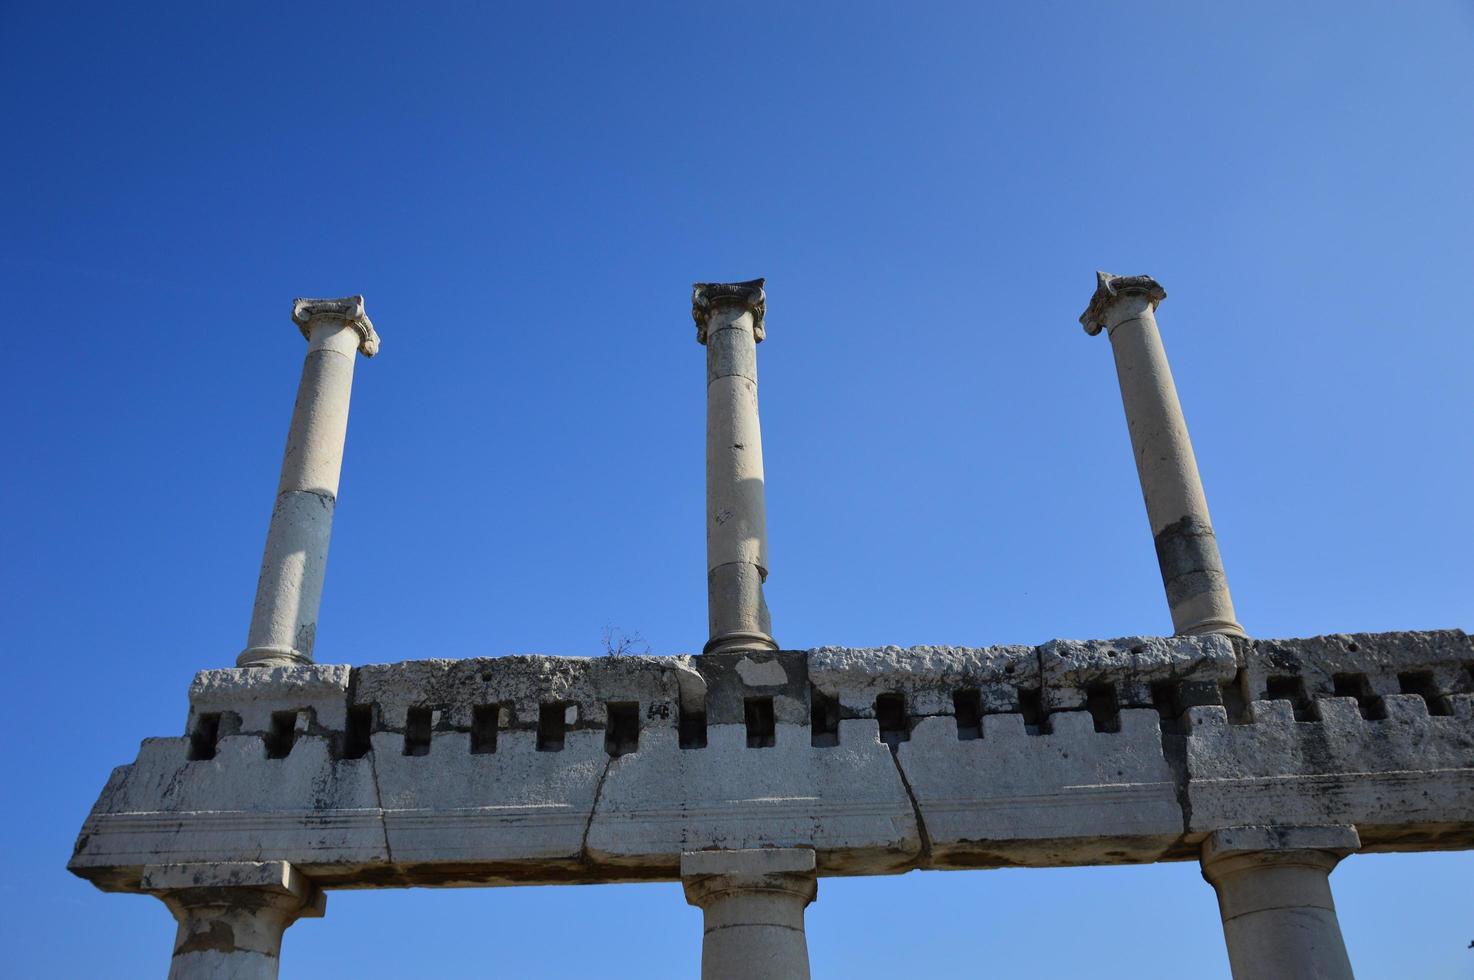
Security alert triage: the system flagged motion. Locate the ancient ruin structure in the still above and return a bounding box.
[70,278,1473,978]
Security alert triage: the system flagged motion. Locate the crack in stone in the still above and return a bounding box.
[580,755,615,865]
[364,739,394,866]
[885,744,932,868]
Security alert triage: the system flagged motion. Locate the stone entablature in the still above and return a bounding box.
[71,629,1474,893]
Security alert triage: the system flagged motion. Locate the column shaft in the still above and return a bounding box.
[683,848,817,980]
[239,297,377,667]
[1201,827,1357,980]
[144,862,324,980]
[694,280,776,654]
[1080,273,1243,636]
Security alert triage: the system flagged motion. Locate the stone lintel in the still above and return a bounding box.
[292,295,379,356]
[693,279,766,344]
[1079,271,1166,336]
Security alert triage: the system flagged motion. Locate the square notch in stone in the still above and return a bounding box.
[810,685,840,748]
[875,692,910,746]
[953,689,982,741]
[744,696,775,748]
[1398,671,1452,716]
[188,711,235,761]
[605,701,640,757]
[265,709,301,759]
[403,706,434,756]
[471,704,501,754]
[340,704,375,760]
[679,699,708,750]
[538,701,575,752]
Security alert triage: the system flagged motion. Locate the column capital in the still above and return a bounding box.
[142,860,325,916]
[693,279,766,344]
[1201,825,1360,880]
[1079,271,1166,336]
[292,295,380,356]
[681,847,817,908]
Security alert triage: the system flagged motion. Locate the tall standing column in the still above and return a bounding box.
[1080,272,1244,637]
[1200,826,1358,980]
[682,848,817,980]
[693,279,777,655]
[143,861,325,980]
[238,296,379,668]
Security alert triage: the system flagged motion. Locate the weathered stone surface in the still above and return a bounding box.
[897,709,1183,867]
[189,663,351,733]
[1038,633,1235,712]
[353,655,691,731]
[588,720,918,874]
[70,630,1474,893]
[1184,692,1474,848]
[809,644,1037,716]
[1238,629,1474,701]
[1200,827,1360,980]
[1080,271,1243,637]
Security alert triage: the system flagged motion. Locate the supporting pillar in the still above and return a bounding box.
[239,296,379,667]
[693,279,778,655]
[1079,272,1244,637]
[682,848,817,980]
[143,861,324,980]
[1200,826,1358,980]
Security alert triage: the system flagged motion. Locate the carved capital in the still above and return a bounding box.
[292,295,380,356]
[681,847,817,908]
[1079,272,1166,336]
[693,279,766,344]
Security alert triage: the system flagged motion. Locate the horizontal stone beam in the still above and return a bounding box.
[70,630,1474,892]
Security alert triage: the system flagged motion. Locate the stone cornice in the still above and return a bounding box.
[692,279,766,344]
[1079,272,1166,336]
[292,295,380,356]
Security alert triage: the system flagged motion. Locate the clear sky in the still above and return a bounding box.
[3,2,1472,977]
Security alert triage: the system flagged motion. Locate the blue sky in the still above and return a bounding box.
[3,2,1472,976]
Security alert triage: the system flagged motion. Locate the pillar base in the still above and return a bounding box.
[236,646,312,668]
[1176,619,1247,639]
[704,631,780,656]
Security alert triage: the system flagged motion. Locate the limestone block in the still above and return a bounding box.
[895,709,1183,867]
[1039,633,1235,712]
[188,664,351,734]
[354,655,687,730]
[1185,692,1474,847]
[69,735,385,889]
[1241,629,1473,700]
[588,720,918,874]
[696,650,809,725]
[809,645,1038,717]
[372,729,606,869]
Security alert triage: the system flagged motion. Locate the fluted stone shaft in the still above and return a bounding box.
[1080,273,1243,637]
[143,862,324,980]
[694,279,777,655]
[1200,827,1358,980]
[239,296,379,668]
[682,848,817,980]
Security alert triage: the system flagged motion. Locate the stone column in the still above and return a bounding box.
[1079,272,1244,637]
[1200,826,1359,980]
[239,296,379,667]
[682,848,817,980]
[143,861,325,980]
[693,279,778,655]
